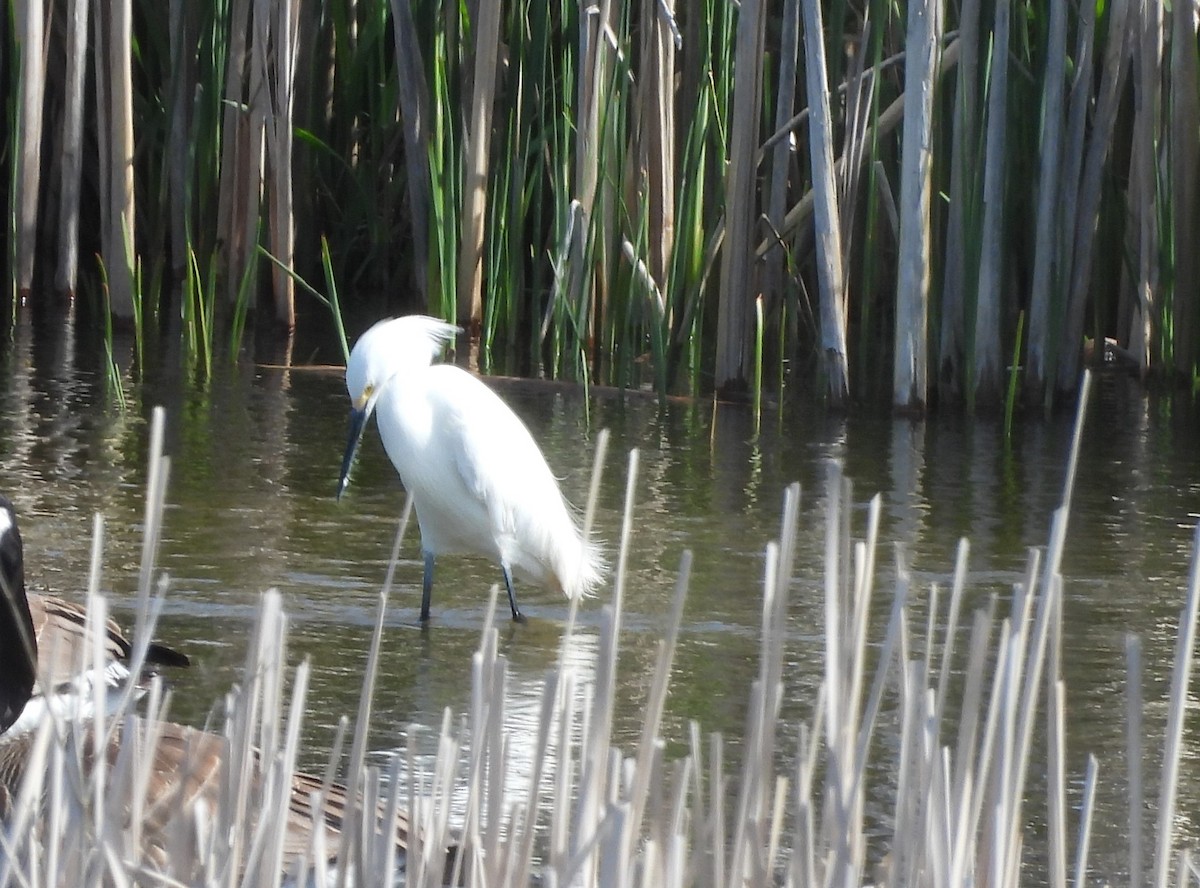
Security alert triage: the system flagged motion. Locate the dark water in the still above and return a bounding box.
[2,311,1199,879]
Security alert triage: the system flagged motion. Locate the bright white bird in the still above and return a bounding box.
[337,315,605,623]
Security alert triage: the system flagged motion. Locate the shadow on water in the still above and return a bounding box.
[2,309,1200,879]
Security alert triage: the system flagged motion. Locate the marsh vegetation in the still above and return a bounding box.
[4,1,1196,410]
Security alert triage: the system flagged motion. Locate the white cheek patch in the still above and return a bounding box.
[1,662,137,741]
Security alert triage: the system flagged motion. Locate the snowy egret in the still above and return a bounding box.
[337,315,605,623]
[0,495,424,879]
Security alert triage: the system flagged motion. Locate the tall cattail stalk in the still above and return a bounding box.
[1058,0,1133,392]
[1050,0,1096,403]
[263,0,300,329]
[165,0,193,282]
[96,0,137,319]
[972,0,1010,407]
[892,0,941,411]
[574,0,622,379]
[715,0,765,397]
[764,0,799,321]
[1169,0,1200,377]
[54,0,89,297]
[216,0,259,308]
[1127,0,1163,375]
[575,0,609,256]
[1024,0,1067,404]
[14,0,45,296]
[456,0,501,332]
[938,0,981,405]
[390,0,432,304]
[640,0,676,298]
[801,0,850,406]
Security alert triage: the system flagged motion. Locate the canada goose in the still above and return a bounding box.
[0,496,189,737]
[0,496,423,883]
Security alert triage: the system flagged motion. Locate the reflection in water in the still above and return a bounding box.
[1,316,1200,880]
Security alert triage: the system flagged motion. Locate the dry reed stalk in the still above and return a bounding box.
[1058,0,1132,392]
[1126,634,1145,887]
[166,0,193,280]
[837,18,876,265]
[572,0,618,356]
[1151,522,1200,888]
[949,602,995,882]
[972,0,1010,406]
[764,0,800,316]
[641,0,677,295]
[715,0,766,395]
[1054,0,1096,385]
[1025,0,1067,400]
[931,539,969,738]
[55,0,89,297]
[14,0,45,297]
[456,0,502,330]
[1073,754,1099,888]
[729,486,799,885]
[263,0,300,329]
[572,448,639,885]
[216,0,258,306]
[1128,0,1163,374]
[937,0,980,401]
[575,0,608,220]
[1170,0,1200,376]
[133,409,170,646]
[825,468,873,883]
[1047,679,1067,888]
[800,0,850,405]
[892,0,941,411]
[389,0,433,303]
[101,0,137,319]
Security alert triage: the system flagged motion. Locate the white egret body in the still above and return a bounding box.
[338,316,604,622]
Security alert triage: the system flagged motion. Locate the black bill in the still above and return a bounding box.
[337,406,369,500]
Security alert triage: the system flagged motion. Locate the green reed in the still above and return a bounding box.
[259,237,350,365]
[96,255,127,412]
[181,246,217,384]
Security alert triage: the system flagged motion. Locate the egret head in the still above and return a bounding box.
[337,316,462,499]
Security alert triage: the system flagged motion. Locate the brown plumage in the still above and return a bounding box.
[25,591,190,689]
[0,495,423,883]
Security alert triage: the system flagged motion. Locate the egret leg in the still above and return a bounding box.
[502,564,526,623]
[420,552,435,623]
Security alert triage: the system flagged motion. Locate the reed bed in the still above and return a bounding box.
[5,2,1199,408]
[3,379,1199,886]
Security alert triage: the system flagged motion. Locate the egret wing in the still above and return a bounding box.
[442,373,555,543]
